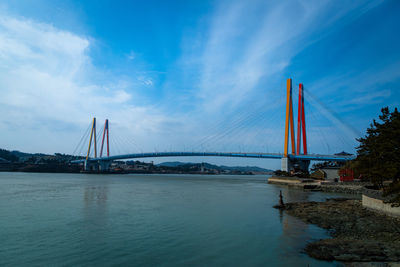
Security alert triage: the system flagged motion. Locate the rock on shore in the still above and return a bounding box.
[281,199,400,262]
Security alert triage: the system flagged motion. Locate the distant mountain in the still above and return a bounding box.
[157,161,273,173]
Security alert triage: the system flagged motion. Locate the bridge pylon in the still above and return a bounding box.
[296,83,307,155]
[83,118,113,172]
[100,119,110,157]
[86,117,97,161]
[284,78,296,157]
[83,118,97,171]
[282,79,309,173]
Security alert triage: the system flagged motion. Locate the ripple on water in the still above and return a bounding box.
[0,173,343,266]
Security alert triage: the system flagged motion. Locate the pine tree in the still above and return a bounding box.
[355,107,400,189]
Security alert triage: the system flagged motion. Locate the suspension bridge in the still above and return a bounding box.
[71,78,356,172]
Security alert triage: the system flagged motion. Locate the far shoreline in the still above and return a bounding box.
[0,169,273,176]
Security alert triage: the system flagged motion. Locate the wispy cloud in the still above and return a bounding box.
[162,0,387,155]
[0,0,396,164]
[349,90,391,105]
[0,15,175,153]
[174,0,384,116]
[126,50,136,60]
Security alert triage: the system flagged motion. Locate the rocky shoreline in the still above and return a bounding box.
[268,176,369,195]
[318,183,366,195]
[278,198,400,263]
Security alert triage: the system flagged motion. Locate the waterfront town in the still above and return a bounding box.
[0,149,272,175]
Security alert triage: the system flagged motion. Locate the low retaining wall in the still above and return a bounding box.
[319,184,364,195]
[362,194,400,217]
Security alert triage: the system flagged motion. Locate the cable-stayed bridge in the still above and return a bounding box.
[71,79,356,172]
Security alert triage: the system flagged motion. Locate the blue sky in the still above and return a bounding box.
[0,0,399,169]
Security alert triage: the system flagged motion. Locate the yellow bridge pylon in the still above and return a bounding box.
[86,117,97,160]
[284,78,296,157]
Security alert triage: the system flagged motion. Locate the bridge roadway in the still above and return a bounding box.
[71,151,355,164]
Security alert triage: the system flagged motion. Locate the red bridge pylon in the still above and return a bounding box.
[100,119,110,157]
[296,83,307,155]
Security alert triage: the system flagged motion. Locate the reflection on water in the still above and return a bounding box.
[84,185,108,205]
[0,173,344,266]
[83,184,108,226]
[83,184,108,218]
[271,189,315,265]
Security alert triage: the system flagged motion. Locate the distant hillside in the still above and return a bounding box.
[1,148,273,174]
[10,150,46,160]
[157,161,273,173]
[0,148,83,163]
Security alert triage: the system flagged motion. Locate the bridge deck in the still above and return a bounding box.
[71,151,355,164]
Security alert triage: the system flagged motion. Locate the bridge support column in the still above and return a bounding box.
[84,160,100,172]
[99,161,111,172]
[281,157,293,172]
[281,157,310,173]
[84,161,111,172]
[296,160,310,173]
[84,160,90,171]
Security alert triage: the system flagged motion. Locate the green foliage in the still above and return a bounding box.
[354,107,400,188]
[0,149,19,162]
[383,181,400,207]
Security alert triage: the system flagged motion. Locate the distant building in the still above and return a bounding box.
[334,151,353,156]
[310,167,340,181]
[321,167,340,181]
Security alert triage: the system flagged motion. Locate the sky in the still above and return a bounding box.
[0,0,399,169]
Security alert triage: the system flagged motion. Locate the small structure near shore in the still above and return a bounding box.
[273,190,285,209]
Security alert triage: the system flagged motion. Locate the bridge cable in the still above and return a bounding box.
[207,107,272,151]
[72,122,92,157]
[307,101,331,154]
[199,99,283,152]
[194,102,272,151]
[193,100,269,147]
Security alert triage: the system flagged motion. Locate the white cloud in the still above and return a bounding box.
[137,76,153,87]
[0,15,175,154]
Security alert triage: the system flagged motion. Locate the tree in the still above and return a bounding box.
[354,107,400,188]
[0,149,19,162]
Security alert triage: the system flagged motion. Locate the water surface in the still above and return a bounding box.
[0,172,343,266]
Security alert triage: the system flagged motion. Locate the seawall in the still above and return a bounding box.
[268,176,366,195]
[362,189,400,217]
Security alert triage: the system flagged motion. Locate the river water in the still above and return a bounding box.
[0,172,344,266]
